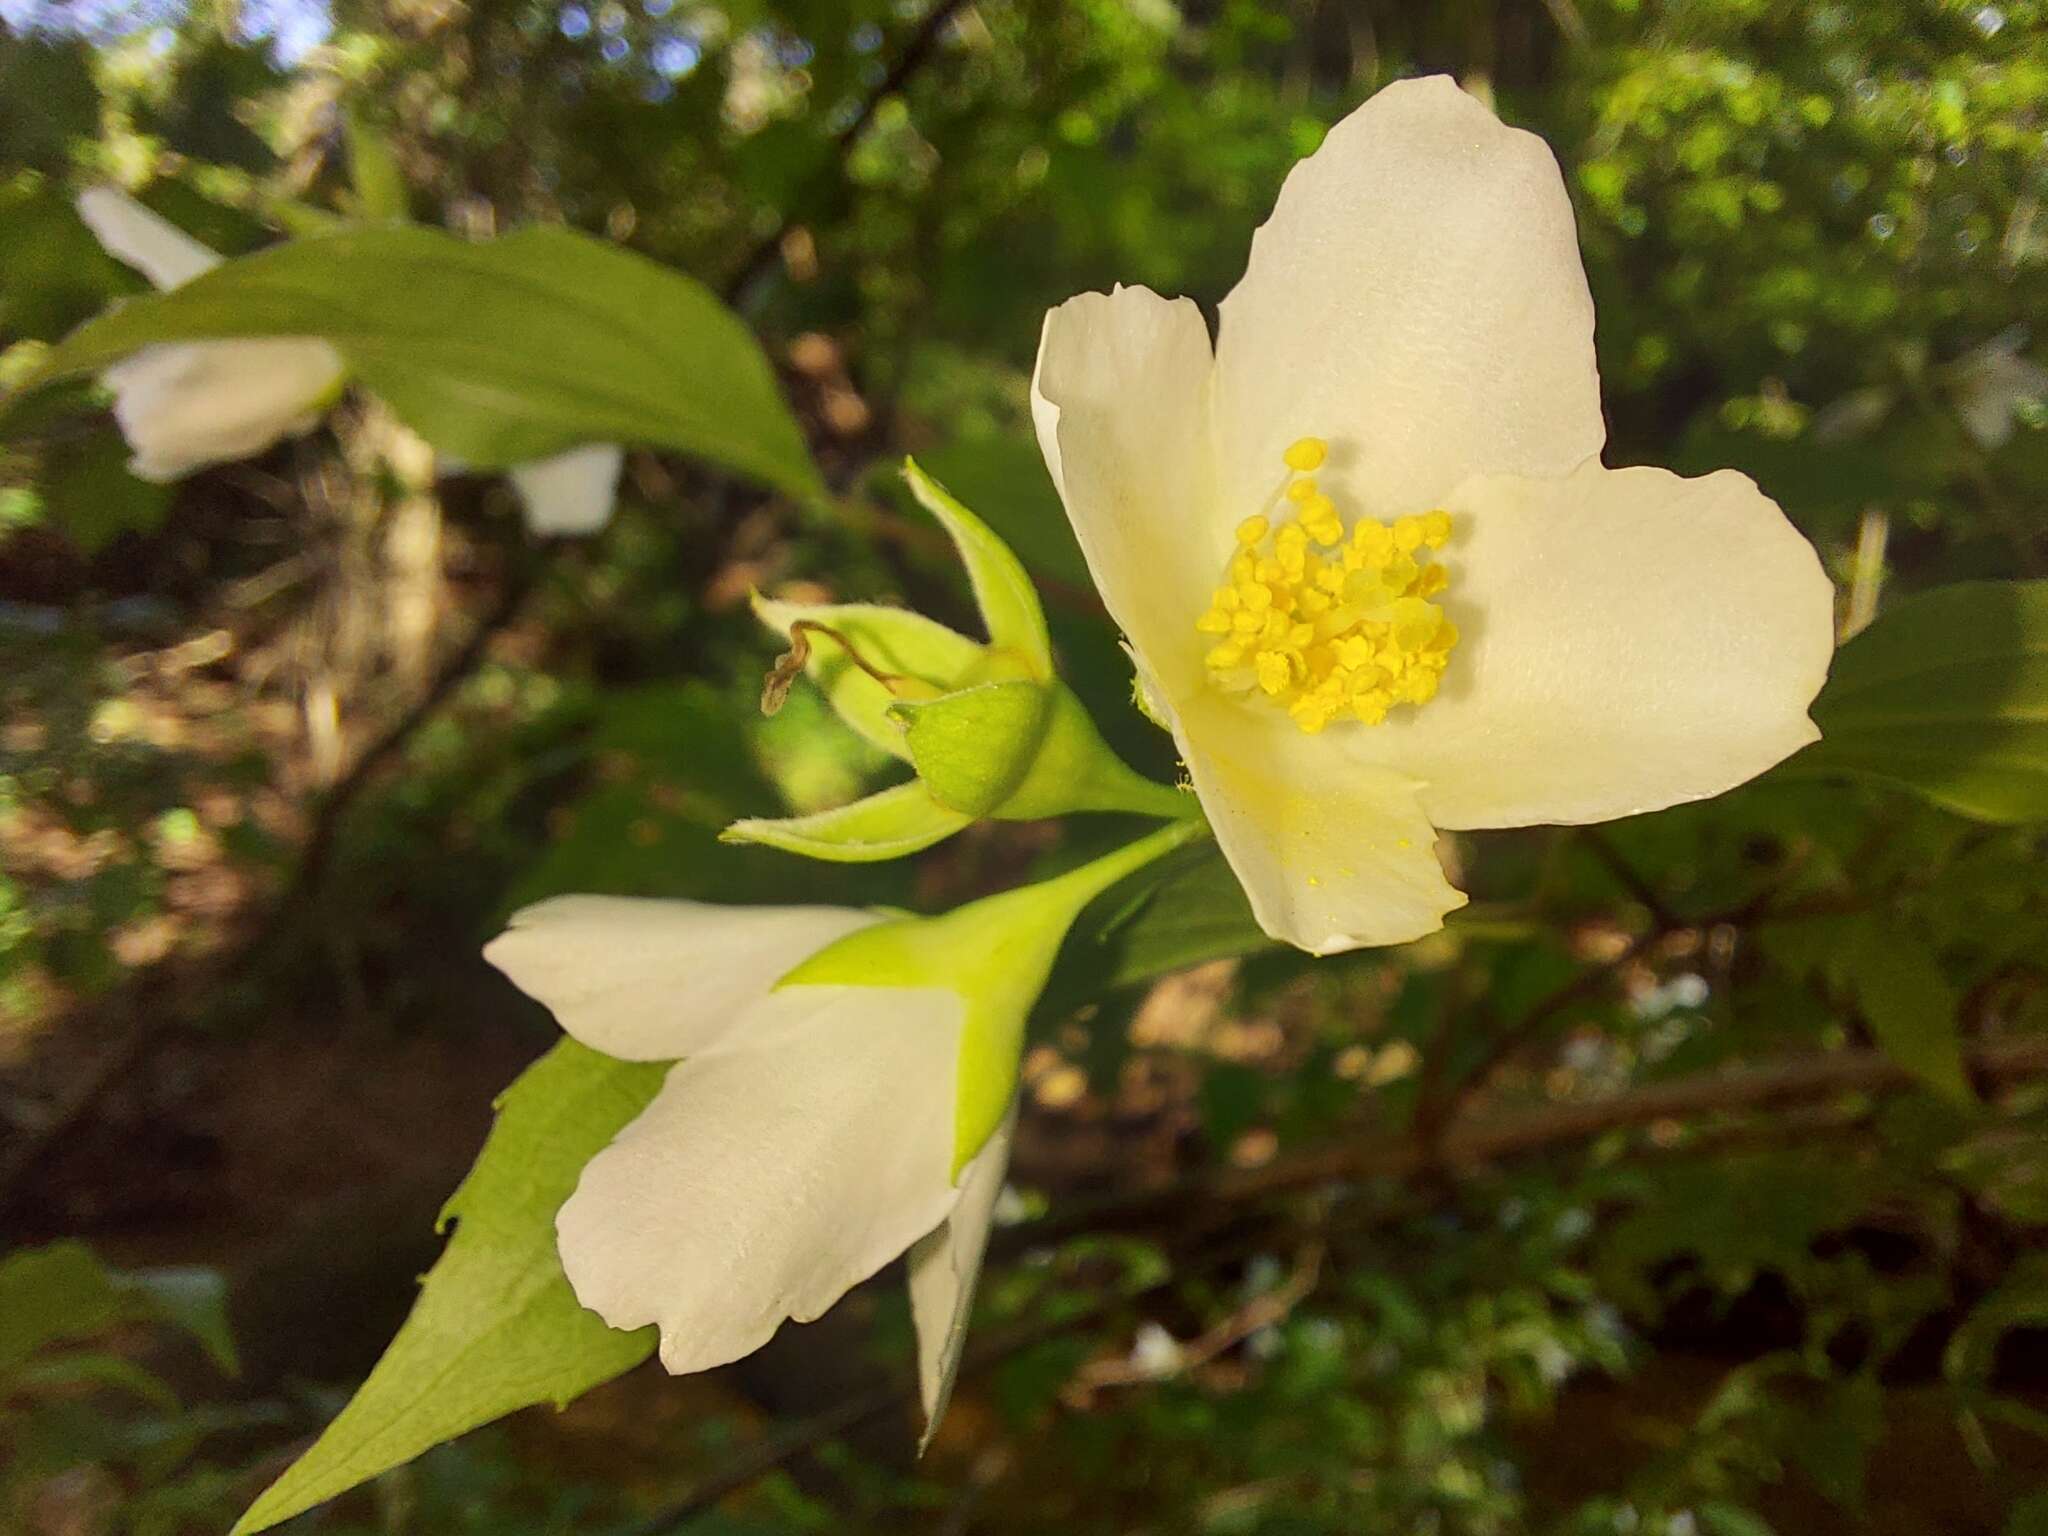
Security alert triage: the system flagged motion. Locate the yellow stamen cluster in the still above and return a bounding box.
[1195,438,1460,735]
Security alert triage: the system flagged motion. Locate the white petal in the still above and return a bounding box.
[557,984,963,1374]
[1212,75,1603,523]
[1032,285,1220,700]
[103,339,345,480]
[1175,694,1466,954]
[510,444,624,536]
[1346,461,1834,829]
[76,187,221,291]
[908,1100,1015,1450]
[483,895,879,1060]
[1951,351,2048,449]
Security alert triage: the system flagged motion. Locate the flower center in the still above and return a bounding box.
[1195,437,1461,735]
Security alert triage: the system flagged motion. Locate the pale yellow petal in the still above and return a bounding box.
[1032,285,1220,700]
[1212,76,1603,524]
[908,1099,1015,1450]
[483,895,879,1060]
[511,443,623,535]
[1174,694,1466,954]
[1346,462,1834,829]
[104,339,344,480]
[556,985,961,1374]
[76,186,221,291]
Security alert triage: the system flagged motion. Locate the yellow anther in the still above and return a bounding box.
[1303,495,1345,546]
[1351,521,1394,567]
[1289,696,1336,733]
[1396,669,1440,706]
[1201,455,1461,732]
[1283,437,1328,472]
[1274,524,1309,574]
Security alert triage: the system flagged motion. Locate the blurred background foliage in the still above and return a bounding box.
[2,0,2047,1532]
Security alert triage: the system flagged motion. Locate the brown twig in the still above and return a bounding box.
[1065,1242,1324,1397]
[1012,1035,2048,1252]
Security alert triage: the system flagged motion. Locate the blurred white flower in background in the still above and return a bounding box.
[77,186,624,534]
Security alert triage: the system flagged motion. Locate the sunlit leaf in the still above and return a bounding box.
[11,224,821,500]
[903,457,1052,676]
[1837,924,1974,1106]
[230,1040,662,1536]
[722,779,970,861]
[1787,580,2048,822]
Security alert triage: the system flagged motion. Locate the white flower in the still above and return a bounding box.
[509,443,625,535]
[77,187,622,533]
[1030,76,1835,956]
[481,821,1193,1424]
[486,895,967,1376]
[486,895,1018,1420]
[77,187,346,481]
[1946,326,2048,449]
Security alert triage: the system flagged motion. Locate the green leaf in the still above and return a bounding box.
[0,33,99,175]
[903,457,1053,677]
[231,1040,662,1535]
[1788,580,2048,822]
[721,780,970,862]
[2006,1490,2048,1536]
[343,106,410,223]
[0,1241,128,1371]
[913,433,1089,589]
[1097,844,1272,990]
[753,595,984,763]
[1836,924,1974,1106]
[0,173,141,341]
[14,1350,179,1409]
[38,428,174,553]
[127,1267,237,1375]
[0,1241,234,1376]
[11,223,821,500]
[1947,1254,2048,1398]
[1698,1502,1780,1536]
